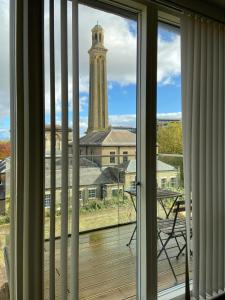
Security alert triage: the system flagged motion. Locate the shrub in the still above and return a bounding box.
[0,215,10,225]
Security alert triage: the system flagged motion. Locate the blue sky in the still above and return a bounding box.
[0,2,181,140]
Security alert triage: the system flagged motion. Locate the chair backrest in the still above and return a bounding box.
[171,199,192,232]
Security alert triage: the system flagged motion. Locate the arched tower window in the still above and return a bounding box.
[95,33,98,42]
[99,33,101,42]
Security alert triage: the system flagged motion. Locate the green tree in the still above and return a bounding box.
[157,122,183,187]
[157,122,182,154]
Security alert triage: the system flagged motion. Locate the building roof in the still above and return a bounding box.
[45,124,72,132]
[0,160,6,174]
[0,158,10,174]
[79,129,136,146]
[45,166,117,189]
[120,159,177,173]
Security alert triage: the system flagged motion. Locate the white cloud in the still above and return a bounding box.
[0,1,181,134]
[44,3,181,105]
[158,34,181,85]
[0,1,10,118]
[109,114,136,127]
[80,95,88,112]
[157,112,181,120]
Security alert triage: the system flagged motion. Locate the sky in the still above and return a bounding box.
[0,0,181,140]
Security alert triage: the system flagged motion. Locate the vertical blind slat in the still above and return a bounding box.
[60,0,69,298]
[49,0,56,298]
[191,17,201,297]
[212,24,219,294]
[205,21,213,296]
[71,1,79,298]
[199,19,207,297]
[217,25,224,292]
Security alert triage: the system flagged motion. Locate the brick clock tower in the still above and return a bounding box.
[87,24,109,133]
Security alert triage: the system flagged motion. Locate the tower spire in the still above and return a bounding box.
[87,24,108,133]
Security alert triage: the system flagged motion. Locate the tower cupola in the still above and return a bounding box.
[91,24,104,47]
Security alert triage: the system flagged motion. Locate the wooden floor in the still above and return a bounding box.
[44,224,192,300]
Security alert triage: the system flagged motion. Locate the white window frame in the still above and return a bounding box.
[11,0,184,298]
[79,1,158,299]
[161,177,167,189]
[88,188,97,199]
[123,151,128,162]
[79,190,83,201]
[111,187,122,197]
[170,177,177,188]
[109,151,116,164]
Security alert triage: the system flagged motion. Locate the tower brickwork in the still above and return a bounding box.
[87,24,108,133]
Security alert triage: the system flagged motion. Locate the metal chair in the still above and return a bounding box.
[157,199,192,282]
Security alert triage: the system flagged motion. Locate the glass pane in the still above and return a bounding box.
[157,22,192,291]
[79,4,137,299]
[0,1,10,294]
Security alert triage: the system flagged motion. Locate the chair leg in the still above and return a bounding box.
[158,232,178,282]
[127,225,137,247]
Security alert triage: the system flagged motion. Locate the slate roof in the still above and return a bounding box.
[0,160,6,174]
[0,159,9,174]
[79,129,136,146]
[45,156,98,169]
[45,166,118,189]
[120,159,177,173]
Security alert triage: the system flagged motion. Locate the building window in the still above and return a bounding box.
[110,151,116,164]
[161,178,167,189]
[170,177,177,188]
[88,188,96,199]
[112,188,122,197]
[44,194,51,208]
[123,151,128,163]
[130,181,136,190]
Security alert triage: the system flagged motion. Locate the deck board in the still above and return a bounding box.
[44,224,192,299]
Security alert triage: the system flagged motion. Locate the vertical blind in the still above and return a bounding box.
[10,0,80,298]
[181,14,225,299]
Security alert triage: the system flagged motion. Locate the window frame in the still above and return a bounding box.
[170,176,177,188]
[161,177,167,189]
[123,151,128,163]
[109,151,116,164]
[88,188,97,199]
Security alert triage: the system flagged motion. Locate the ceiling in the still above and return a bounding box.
[205,0,225,9]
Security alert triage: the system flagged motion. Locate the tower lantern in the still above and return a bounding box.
[87,24,108,133]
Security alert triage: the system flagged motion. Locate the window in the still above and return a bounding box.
[123,151,128,163]
[130,181,136,190]
[110,151,116,164]
[88,188,96,199]
[112,188,122,197]
[170,177,177,188]
[161,178,167,189]
[44,194,51,208]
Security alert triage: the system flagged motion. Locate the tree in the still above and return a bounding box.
[157,122,183,187]
[0,142,11,160]
[157,122,183,154]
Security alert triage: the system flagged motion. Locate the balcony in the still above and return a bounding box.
[43,224,190,300]
[0,153,191,299]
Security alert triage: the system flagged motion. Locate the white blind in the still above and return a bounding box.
[181,14,225,299]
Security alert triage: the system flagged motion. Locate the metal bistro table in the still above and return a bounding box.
[125,187,182,246]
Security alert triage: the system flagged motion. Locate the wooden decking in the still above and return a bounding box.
[44,224,191,300]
